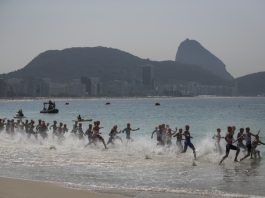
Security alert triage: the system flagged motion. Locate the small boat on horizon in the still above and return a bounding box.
[14,109,26,119]
[73,114,92,122]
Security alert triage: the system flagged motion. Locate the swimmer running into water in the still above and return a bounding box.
[219,126,240,164]
[122,123,140,142]
[240,127,256,161]
[212,128,224,154]
[251,133,265,158]
[107,125,122,145]
[151,126,163,145]
[91,121,108,149]
[173,128,184,152]
[181,125,196,159]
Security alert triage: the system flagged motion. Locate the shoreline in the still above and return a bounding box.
[0,177,129,198]
[0,96,264,101]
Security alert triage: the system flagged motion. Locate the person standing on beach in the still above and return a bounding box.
[181,125,196,159]
[122,123,140,142]
[219,126,240,164]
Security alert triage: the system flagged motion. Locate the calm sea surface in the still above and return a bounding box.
[0,97,265,197]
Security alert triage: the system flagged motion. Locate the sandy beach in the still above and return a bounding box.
[0,177,128,198]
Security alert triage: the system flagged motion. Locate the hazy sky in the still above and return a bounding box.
[0,0,265,77]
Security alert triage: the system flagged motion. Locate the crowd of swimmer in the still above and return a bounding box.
[212,126,265,164]
[0,117,141,150]
[151,124,265,164]
[151,124,197,159]
[0,117,264,164]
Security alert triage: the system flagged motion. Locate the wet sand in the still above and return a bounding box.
[0,177,128,198]
[0,177,252,198]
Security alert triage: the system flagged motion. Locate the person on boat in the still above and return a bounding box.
[173,128,183,152]
[251,134,265,158]
[47,100,56,110]
[151,126,163,145]
[47,101,51,110]
[91,121,108,149]
[212,128,224,154]
[219,126,240,164]
[17,109,24,117]
[240,127,256,161]
[122,123,140,142]
[77,115,82,121]
[181,125,196,159]
[107,125,122,145]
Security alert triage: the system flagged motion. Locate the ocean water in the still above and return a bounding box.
[0,97,265,198]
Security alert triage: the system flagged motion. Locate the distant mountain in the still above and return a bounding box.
[0,46,229,86]
[175,39,234,81]
[236,72,265,96]
[151,61,228,85]
[2,47,145,82]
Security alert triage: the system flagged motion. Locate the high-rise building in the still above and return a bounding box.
[142,64,154,87]
[81,77,101,96]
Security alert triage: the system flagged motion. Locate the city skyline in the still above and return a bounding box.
[1,0,265,77]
